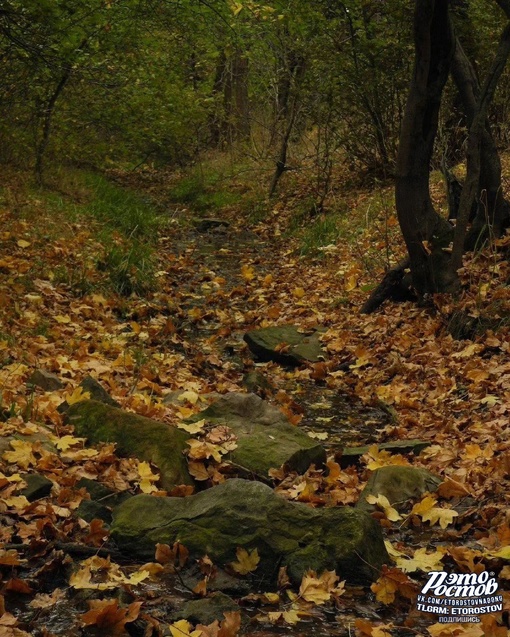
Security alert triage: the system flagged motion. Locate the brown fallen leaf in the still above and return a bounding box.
[80,599,142,635]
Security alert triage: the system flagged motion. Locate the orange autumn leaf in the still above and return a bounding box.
[80,599,142,635]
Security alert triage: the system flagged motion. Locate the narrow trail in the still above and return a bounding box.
[156,210,391,452]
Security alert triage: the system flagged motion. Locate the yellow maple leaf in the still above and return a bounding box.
[307,430,328,440]
[364,445,409,470]
[488,546,510,559]
[54,435,86,451]
[292,287,306,299]
[137,461,160,494]
[17,239,31,248]
[282,609,301,624]
[61,448,98,460]
[3,495,30,509]
[345,273,358,292]
[396,547,446,573]
[241,264,255,281]
[3,440,37,470]
[412,496,458,529]
[411,495,437,516]
[365,494,402,521]
[187,439,223,463]
[298,570,339,604]
[178,390,199,405]
[169,619,203,637]
[177,419,207,434]
[230,547,260,575]
[384,540,406,559]
[64,387,91,405]
[371,573,398,604]
[70,557,150,590]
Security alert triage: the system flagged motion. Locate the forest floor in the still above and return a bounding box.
[0,160,509,637]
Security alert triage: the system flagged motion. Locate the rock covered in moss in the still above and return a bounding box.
[356,465,441,512]
[244,325,325,366]
[112,478,388,585]
[191,393,326,477]
[66,400,193,490]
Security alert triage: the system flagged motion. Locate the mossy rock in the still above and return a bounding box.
[244,326,325,366]
[112,478,388,585]
[172,593,239,625]
[190,393,326,477]
[66,400,193,490]
[356,466,441,512]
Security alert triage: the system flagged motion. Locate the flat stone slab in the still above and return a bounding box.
[340,440,431,468]
[244,326,325,366]
[191,393,326,477]
[112,479,388,585]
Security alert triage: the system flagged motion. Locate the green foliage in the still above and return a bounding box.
[67,173,160,296]
[290,203,343,256]
[99,240,156,297]
[168,173,237,212]
[0,0,507,197]
[81,174,160,239]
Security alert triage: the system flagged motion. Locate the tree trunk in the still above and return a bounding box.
[35,67,73,184]
[232,52,250,140]
[450,36,510,248]
[210,50,228,146]
[223,48,250,144]
[268,53,305,198]
[451,21,510,269]
[395,0,456,295]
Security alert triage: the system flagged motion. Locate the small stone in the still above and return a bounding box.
[58,376,120,414]
[244,325,325,366]
[80,376,120,407]
[356,466,441,512]
[76,499,112,524]
[340,440,431,468]
[242,371,272,395]
[27,369,62,392]
[173,593,239,625]
[20,473,53,501]
[193,218,230,233]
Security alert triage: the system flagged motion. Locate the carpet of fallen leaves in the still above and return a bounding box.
[0,163,509,637]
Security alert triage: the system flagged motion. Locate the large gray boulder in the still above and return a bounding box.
[191,393,326,477]
[244,326,325,366]
[112,479,388,585]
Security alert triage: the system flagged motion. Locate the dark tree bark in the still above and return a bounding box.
[210,49,228,146]
[360,259,415,314]
[451,22,510,269]
[450,36,510,248]
[35,67,73,184]
[223,48,250,143]
[395,0,456,295]
[268,53,305,198]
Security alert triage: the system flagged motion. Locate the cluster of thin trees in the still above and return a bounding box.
[1,0,510,296]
